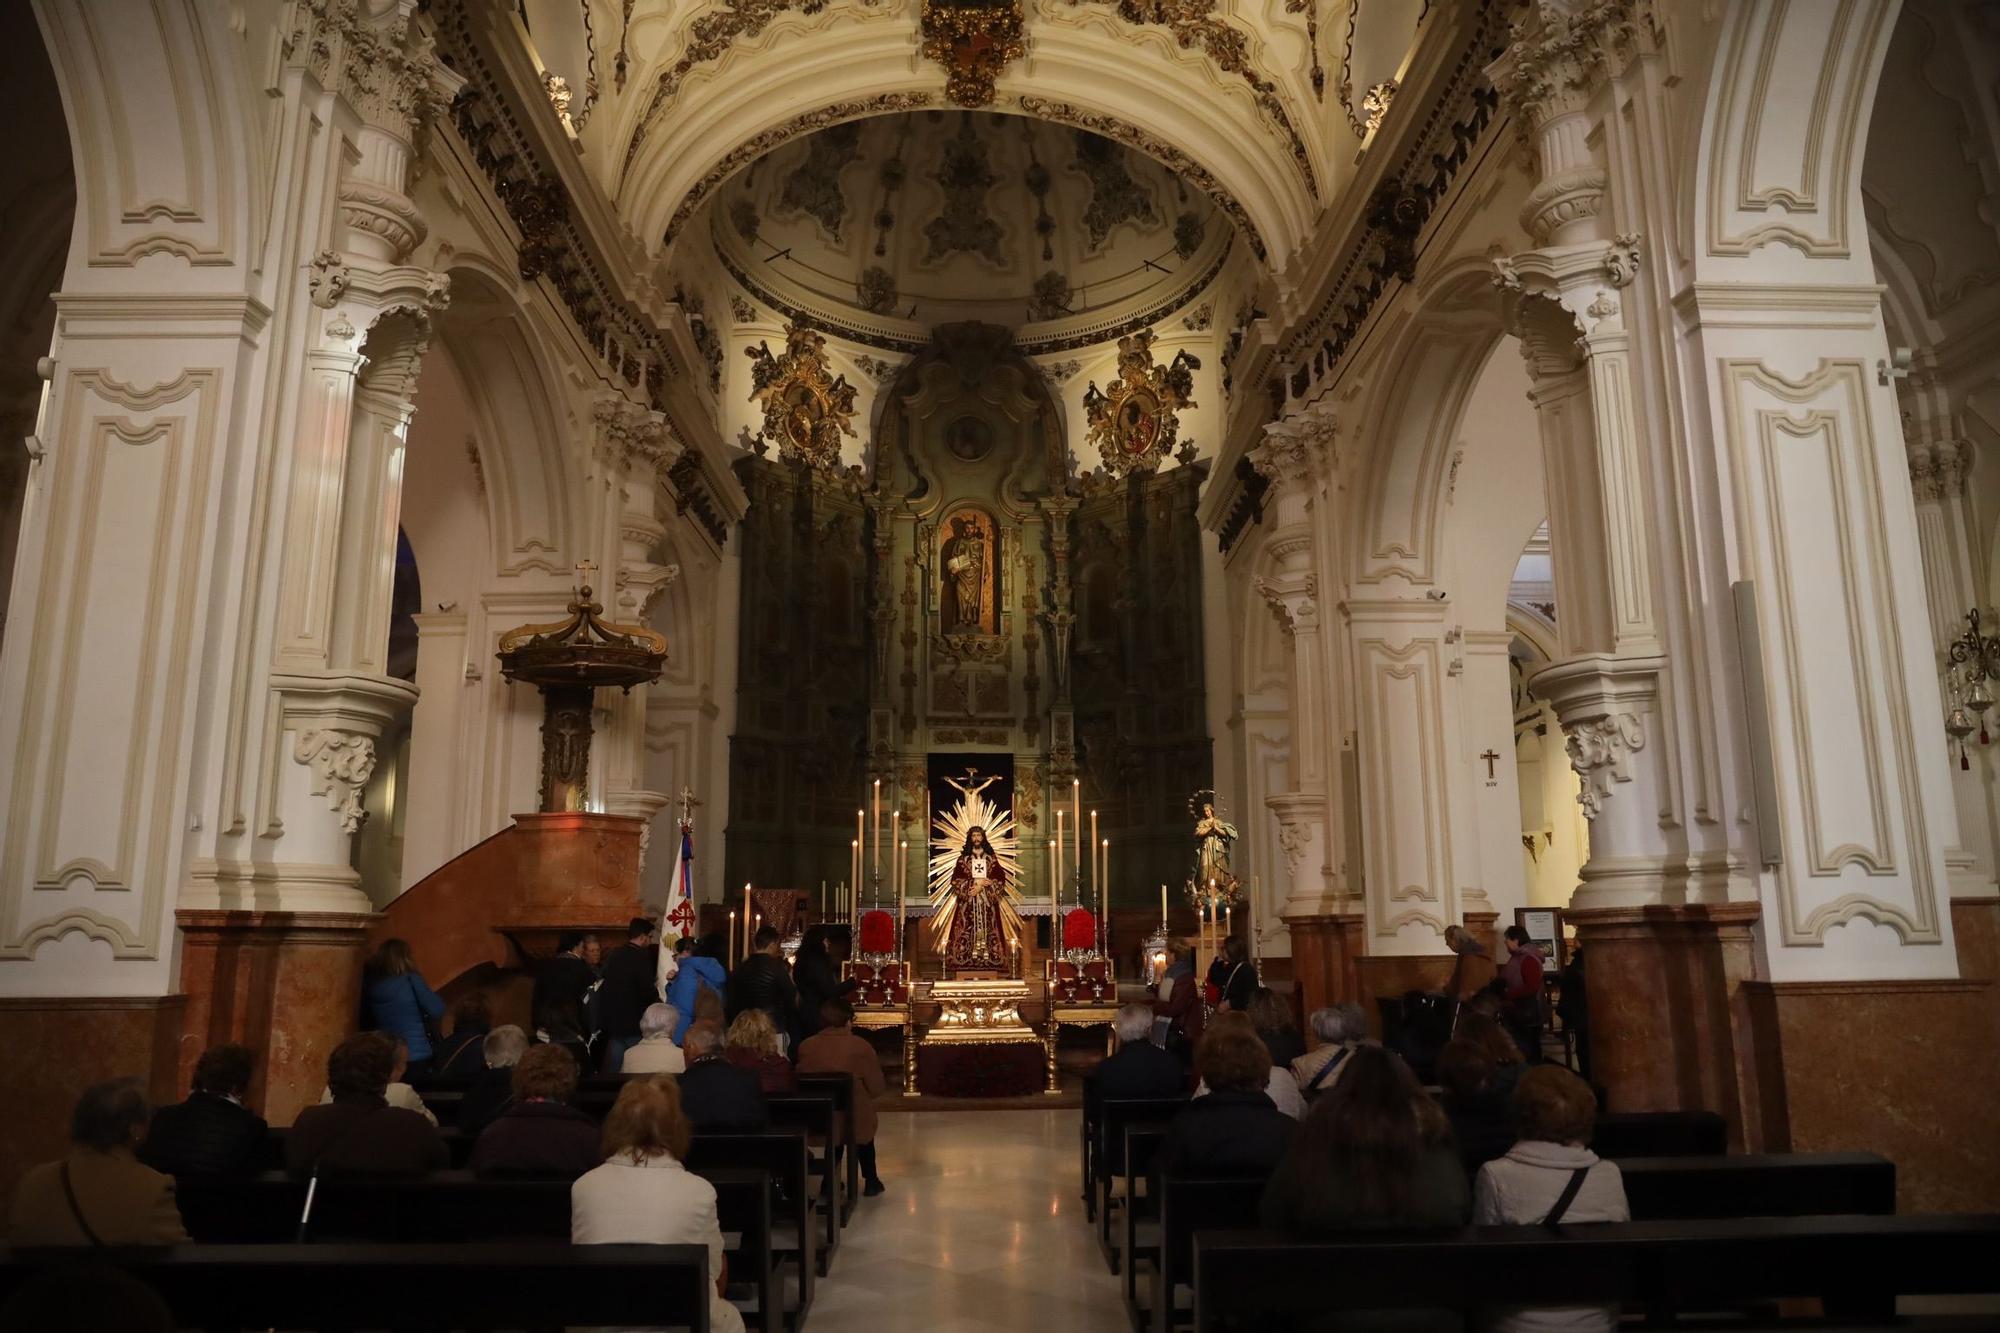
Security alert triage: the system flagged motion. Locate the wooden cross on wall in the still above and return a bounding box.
[1479,749,1502,782]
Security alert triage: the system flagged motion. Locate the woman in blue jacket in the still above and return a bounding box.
[664,935,727,1044]
[362,938,446,1077]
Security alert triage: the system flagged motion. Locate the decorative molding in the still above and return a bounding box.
[1082,330,1199,478]
[1250,398,1338,490]
[293,730,378,834]
[1565,712,1644,819]
[746,325,859,471]
[1908,437,1972,503]
[1064,0,1318,199]
[921,0,1026,107]
[308,251,352,309]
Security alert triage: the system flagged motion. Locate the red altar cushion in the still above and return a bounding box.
[1063,910,1098,952]
[858,910,896,956]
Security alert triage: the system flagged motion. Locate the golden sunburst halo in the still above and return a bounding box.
[927,786,1026,950]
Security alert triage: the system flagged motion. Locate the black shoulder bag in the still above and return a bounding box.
[1541,1166,1591,1226]
[58,1162,106,1247]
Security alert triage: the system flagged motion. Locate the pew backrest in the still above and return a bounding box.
[1618,1151,1894,1220]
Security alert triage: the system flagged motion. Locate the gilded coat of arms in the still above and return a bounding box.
[746,324,858,472]
[1081,329,1200,478]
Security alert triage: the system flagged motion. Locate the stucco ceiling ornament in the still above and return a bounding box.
[921,0,1028,108]
[746,324,859,473]
[1081,329,1199,478]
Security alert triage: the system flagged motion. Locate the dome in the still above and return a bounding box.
[710,110,1231,349]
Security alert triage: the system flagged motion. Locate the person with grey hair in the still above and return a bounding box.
[10,1078,189,1245]
[460,1023,531,1139]
[1095,1001,1185,1099]
[618,1003,686,1074]
[677,1019,768,1131]
[1291,1002,1367,1097]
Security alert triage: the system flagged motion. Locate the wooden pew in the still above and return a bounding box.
[0,1242,715,1331]
[687,1129,818,1331]
[795,1070,858,1225]
[1189,1215,2000,1331]
[1144,1152,1900,1333]
[170,1168,778,1333]
[1617,1150,1894,1219]
[1081,1070,1102,1222]
[767,1090,841,1270]
[1095,1095,1189,1273]
[1591,1108,1727,1158]
[1120,1123,1169,1318]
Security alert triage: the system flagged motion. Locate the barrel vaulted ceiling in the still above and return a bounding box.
[515,0,1435,278]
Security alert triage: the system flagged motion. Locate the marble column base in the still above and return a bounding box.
[0,995,184,1210]
[1566,902,1763,1144]
[177,909,376,1126]
[1283,912,1365,1016]
[1742,978,1999,1213]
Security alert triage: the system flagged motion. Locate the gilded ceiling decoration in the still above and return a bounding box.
[1068,0,1317,198]
[1009,95,1266,261]
[1082,329,1199,477]
[924,116,1005,264]
[746,324,860,471]
[777,119,864,240]
[1288,0,1324,100]
[1076,131,1159,248]
[663,92,938,244]
[920,0,1028,107]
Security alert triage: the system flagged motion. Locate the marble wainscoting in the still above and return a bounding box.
[1742,978,2000,1214]
[807,1108,1125,1332]
[1950,896,2000,1034]
[0,995,184,1212]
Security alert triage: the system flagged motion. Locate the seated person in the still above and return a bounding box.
[1160,1016,1296,1178]
[426,991,493,1081]
[288,1031,447,1177]
[318,1033,437,1125]
[1095,1002,1185,1099]
[1291,1003,1366,1098]
[796,998,889,1196]
[677,1019,768,1131]
[534,997,592,1072]
[139,1042,268,1178]
[11,1078,189,1244]
[724,1009,797,1093]
[573,1078,745,1333]
[1260,1045,1468,1232]
[1436,1038,1514,1175]
[1475,1065,1629,1333]
[1195,1012,1305,1119]
[470,1043,602,1177]
[460,1023,529,1139]
[1247,987,1307,1070]
[620,1002,687,1075]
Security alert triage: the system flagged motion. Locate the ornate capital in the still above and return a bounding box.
[594,392,676,475]
[293,729,377,834]
[1486,0,1663,137]
[1251,399,1338,490]
[1909,437,1972,503]
[1256,573,1319,636]
[1564,712,1645,820]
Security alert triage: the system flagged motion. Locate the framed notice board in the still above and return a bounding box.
[1515,907,1565,969]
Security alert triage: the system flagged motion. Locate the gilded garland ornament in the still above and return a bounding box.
[1081,329,1200,477]
[921,0,1027,108]
[745,324,859,472]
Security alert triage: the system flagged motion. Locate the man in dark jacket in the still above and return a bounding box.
[793,925,857,1039]
[140,1044,268,1177]
[530,934,595,1042]
[676,1020,769,1131]
[1159,1018,1293,1177]
[598,917,661,1071]
[1096,1004,1185,1099]
[287,1032,447,1178]
[727,926,800,1045]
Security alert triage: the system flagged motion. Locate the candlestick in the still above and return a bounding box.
[897,837,908,959]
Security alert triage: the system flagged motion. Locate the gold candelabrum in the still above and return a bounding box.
[496,573,667,813]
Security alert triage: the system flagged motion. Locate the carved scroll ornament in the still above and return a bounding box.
[294,729,379,833]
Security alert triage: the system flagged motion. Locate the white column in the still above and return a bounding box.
[1463,631,1529,923]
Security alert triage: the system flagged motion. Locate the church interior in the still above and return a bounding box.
[2,0,1999,1326]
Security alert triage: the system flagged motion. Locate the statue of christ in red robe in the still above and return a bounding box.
[945,826,1007,970]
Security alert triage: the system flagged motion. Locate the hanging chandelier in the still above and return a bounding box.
[1944,607,2000,769]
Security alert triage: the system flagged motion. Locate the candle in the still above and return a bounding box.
[1054,811,1064,911]
[1071,778,1082,892]
[872,780,882,897]
[742,884,752,950]
[1089,810,1099,907]
[1249,875,1258,961]
[897,837,907,957]
[728,909,737,966]
[1100,838,1109,954]
[1160,883,1168,930]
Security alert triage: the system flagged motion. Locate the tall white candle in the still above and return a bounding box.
[871,780,881,897]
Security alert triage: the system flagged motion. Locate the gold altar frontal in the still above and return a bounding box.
[919,979,1036,1045]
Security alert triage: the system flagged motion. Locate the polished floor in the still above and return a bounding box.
[808,1109,1126,1332]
